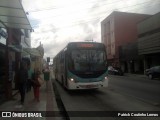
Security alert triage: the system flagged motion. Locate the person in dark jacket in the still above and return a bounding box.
[17,61,28,105]
[27,64,34,92]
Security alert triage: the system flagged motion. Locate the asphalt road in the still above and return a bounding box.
[53,74,160,120]
[109,75,160,106]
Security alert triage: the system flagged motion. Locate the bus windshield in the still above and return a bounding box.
[69,50,107,72]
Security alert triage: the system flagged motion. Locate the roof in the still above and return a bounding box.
[101,11,151,24]
[36,44,44,56]
[0,0,32,29]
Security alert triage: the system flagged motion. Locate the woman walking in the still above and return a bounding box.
[33,71,42,102]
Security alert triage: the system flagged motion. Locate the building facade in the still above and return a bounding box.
[101,11,151,73]
[0,0,32,101]
[0,27,31,101]
[138,12,160,72]
[0,26,7,102]
[119,42,144,73]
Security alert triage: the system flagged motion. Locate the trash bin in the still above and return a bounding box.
[44,72,50,81]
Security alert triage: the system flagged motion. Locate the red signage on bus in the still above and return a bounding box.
[78,43,94,48]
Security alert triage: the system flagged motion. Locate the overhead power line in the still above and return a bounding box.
[31,0,159,29]
[28,0,121,13]
[29,0,157,22]
[28,0,125,21]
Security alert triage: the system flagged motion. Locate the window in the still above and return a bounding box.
[69,50,106,71]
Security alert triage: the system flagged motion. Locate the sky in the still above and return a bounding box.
[22,0,160,60]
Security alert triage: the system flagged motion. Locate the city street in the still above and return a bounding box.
[1,1,160,120]
[53,74,160,120]
[109,75,160,106]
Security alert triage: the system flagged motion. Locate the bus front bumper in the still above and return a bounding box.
[67,78,109,90]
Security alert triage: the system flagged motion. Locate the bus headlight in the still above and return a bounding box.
[102,76,108,81]
[104,76,108,80]
[69,78,75,82]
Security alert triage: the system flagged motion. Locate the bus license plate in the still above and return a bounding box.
[86,85,97,88]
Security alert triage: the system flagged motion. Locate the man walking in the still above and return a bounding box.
[17,61,28,105]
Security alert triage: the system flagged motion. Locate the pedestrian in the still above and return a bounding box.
[32,71,42,102]
[27,64,34,92]
[17,61,28,105]
[43,67,50,81]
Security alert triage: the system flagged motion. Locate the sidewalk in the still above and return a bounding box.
[0,74,61,120]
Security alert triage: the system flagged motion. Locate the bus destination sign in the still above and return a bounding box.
[78,43,94,48]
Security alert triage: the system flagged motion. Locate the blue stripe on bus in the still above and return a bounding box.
[67,71,108,83]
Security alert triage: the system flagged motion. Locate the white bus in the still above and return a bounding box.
[53,42,108,90]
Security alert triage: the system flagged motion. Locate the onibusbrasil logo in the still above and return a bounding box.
[1,112,43,118]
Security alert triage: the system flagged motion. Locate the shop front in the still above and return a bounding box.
[0,0,32,100]
[0,27,7,102]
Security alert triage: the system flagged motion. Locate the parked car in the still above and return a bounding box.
[108,66,123,76]
[145,66,160,79]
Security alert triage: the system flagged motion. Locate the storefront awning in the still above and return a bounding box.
[8,44,22,52]
[0,0,32,29]
[24,48,41,57]
[22,50,30,57]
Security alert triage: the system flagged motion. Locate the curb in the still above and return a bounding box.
[46,78,62,120]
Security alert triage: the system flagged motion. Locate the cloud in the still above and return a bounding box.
[22,0,160,59]
[28,18,41,29]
